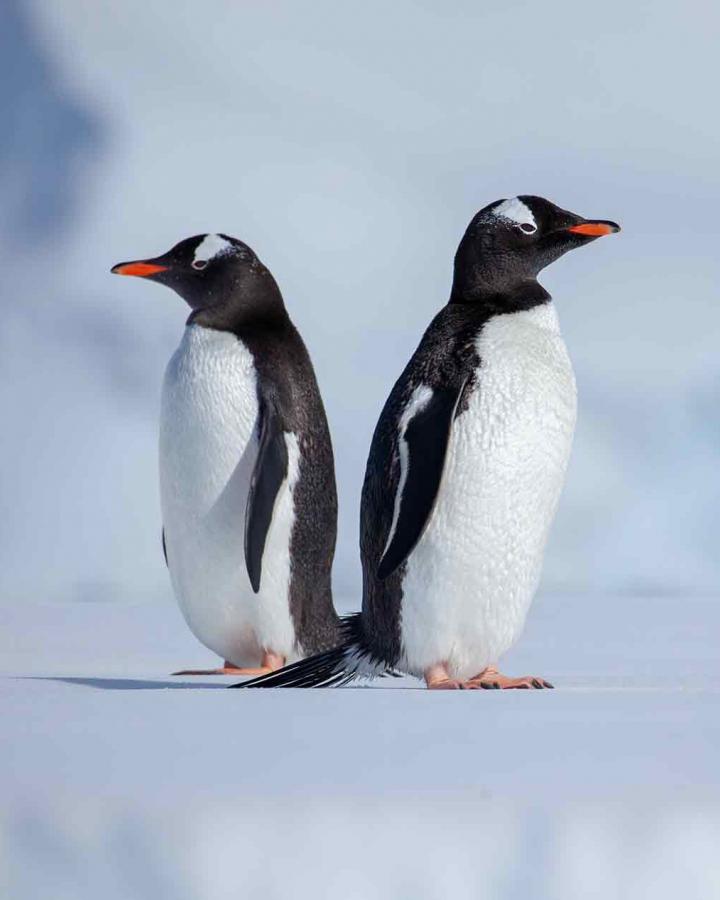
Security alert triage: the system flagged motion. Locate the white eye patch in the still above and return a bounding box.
[490,198,537,233]
[193,234,233,264]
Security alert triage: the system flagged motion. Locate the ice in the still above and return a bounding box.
[1,594,718,897]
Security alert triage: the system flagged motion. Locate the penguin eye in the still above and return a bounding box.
[192,259,208,271]
[519,223,537,235]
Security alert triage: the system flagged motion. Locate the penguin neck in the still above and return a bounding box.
[450,279,551,314]
[187,267,290,334]
[449,241,551,314]
[449,269,550,315]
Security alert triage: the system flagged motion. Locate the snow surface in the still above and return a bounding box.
[1,595,718,898]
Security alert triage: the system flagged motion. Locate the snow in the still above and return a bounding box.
[1,594,718,898]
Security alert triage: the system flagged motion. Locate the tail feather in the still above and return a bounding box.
[229,614,385,689]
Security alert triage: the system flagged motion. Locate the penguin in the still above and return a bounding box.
[111,233,340,675]
[232,197,619,690]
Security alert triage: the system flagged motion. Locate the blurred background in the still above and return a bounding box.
[1,0,718,609]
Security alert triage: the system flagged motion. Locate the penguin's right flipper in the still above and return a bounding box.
[377,377,469,581]
[244,398,289,593]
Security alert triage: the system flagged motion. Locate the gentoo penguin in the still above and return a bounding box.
[233,197,619,690]
[111,233,340,675]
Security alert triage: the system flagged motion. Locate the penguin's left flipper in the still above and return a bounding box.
[377,376,469,580]
[244,396,289,593]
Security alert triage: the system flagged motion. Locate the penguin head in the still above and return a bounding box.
[112,233,281,318]
[452,196,620,303]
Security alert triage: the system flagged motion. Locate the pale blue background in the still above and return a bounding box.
[2,0,718,606]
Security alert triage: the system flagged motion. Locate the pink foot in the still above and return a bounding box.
[173,651,285,677]
[428,679,467,690]
[465,666,554,690]
[424,663,467,690]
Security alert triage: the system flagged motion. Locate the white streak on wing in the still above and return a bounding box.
[490,197,536,230]
[381,384,434,561]
[193,233,232,263]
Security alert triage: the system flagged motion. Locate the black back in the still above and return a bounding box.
[239,315,341,654]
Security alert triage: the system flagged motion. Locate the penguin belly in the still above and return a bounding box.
[159,325,300,666]
[399,304,577,680]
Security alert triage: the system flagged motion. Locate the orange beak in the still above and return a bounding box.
[111,261,168,277]
[567,221,620,237]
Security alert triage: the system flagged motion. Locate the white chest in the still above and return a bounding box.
[400,303,577,678]
[158,325,299,665]
[160,325,259,519]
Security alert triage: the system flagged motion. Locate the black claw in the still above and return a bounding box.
[492,682,500,689]
[480,682,493,689]
[544,681,555,689]
[532,679,543,689]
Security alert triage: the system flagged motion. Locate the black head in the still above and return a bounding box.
[112,233,286,327]
[451,195,620,308]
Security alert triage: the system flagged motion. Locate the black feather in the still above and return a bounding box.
[229,614,373,689]
[377,378,469,580]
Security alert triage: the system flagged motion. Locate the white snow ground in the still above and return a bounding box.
[1,595,718,899]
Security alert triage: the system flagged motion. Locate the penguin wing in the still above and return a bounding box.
[244,396,289,593]
[377,377,468,580]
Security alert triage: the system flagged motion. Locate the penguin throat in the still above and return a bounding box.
[449,275,551,312]
[187,270,289,332]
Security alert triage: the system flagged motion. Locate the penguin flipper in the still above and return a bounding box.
[244,398,289,593]
[377,378,468,581]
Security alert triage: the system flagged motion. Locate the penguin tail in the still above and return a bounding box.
[229,613,386,689]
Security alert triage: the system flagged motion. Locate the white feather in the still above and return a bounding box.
[490,197,537,230]
[159,325,300,665]
[193,234,232,264]
[398,303,577,680]
[381,383,433,561]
